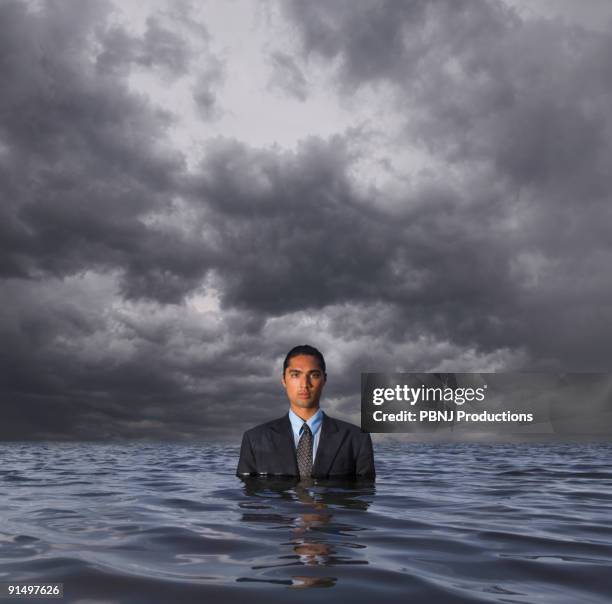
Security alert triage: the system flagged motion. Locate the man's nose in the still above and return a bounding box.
[300,375,311,388]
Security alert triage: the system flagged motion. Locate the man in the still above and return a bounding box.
[236,345,375,479]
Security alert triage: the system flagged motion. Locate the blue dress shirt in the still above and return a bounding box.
[288,407,323,462]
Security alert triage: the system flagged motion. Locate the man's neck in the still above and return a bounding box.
[290,405,320,421]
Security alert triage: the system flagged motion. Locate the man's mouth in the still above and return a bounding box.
[298,392,310,397]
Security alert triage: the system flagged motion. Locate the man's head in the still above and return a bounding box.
[282,345,327,418]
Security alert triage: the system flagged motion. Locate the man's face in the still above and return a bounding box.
[282,354,326,413]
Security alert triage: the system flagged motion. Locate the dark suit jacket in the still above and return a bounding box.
[236,411,375,478]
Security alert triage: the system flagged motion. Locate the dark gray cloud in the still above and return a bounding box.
[283,0,432,88]
[279,0,612,367]
[0,0,215,303]
[97,16,194,77]
[1,0,611,441]
[283,0,612,194]
[185,132,609,372]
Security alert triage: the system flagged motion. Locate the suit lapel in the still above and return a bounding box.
[312,412,344,477]
[268,414,299,475]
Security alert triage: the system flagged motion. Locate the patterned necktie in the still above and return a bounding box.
[296,422,313,478]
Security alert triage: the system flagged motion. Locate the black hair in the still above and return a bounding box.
[282,345,326,376]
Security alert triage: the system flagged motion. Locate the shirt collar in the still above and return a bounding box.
[288,407,323,437]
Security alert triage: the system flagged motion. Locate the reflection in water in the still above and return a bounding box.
[290,480,335,588]
[237,477,375,589]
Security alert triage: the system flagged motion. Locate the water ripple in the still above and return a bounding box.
[0,442,611,603]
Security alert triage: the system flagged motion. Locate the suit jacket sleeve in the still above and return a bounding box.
[356,432,376,477]
[236,431,257,476]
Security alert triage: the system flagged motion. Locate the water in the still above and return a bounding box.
[1,442,611,603]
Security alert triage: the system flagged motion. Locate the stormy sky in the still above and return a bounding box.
[2,0,612,441]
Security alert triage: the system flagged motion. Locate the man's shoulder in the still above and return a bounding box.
[243,415,288,437]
